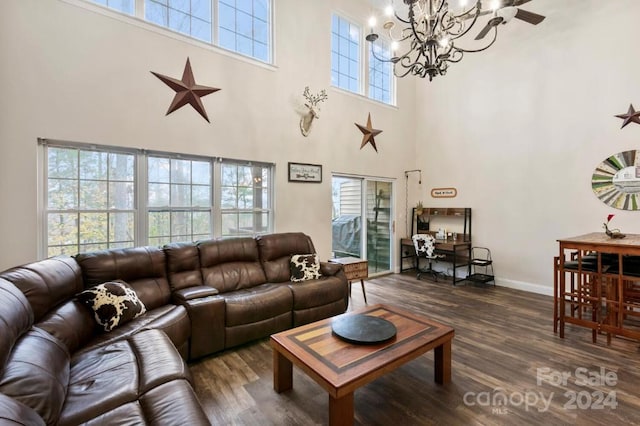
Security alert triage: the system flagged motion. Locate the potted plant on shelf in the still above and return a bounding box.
[416,202,429,231]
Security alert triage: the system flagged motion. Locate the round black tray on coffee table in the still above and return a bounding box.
[331,314,397,345]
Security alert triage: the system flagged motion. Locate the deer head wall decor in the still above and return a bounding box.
[300,86,328,137]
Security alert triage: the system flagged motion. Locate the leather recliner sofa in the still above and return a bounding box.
[0,232,349,425]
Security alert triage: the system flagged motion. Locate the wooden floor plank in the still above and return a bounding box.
[189,273,640,425]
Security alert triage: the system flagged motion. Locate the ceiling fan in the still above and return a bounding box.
[474,0,546,40]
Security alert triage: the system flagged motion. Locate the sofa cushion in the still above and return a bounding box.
[288,276,348,310]
[199,238,267,293]
[75,246,170,310]
[224,283,292,327]
[257,233,316,282]
[78,403,145,426]
[77,380,209,426]
[59,329,193,426]
[36,298,97,355]
[77,304,190,358]
[290,254,321,282]
[0,393,46,426]
[77,281,147,332]
[0,328,70,426]
[0,279,33,371]
[139,380,210,425]
[164,242,203,291]
[0,257,83,322]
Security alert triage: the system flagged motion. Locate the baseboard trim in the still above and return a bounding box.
[393,267,554,297]
[495,277,553,297]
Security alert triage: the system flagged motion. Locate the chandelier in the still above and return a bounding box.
[366,0,545,81]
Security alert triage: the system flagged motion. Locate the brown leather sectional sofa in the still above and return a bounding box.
[0,232,348,425]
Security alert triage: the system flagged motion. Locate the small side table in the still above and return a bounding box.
[329,257,368,304]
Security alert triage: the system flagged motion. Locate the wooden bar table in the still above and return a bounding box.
[557,232,640,343]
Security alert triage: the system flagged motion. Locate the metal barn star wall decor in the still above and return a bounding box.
[615,104,640,129]
[151,57,220,123]
[355,113,383,152]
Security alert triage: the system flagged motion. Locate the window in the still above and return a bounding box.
[41,140,274,257]
[147,156,213,245]
[369,38,393,104]
[218,0,270,62]
[331,14,360,93]
[220,162,271,237]
[91,0,134,15]
[145,0,212,43]
[46,146,135,256]
[331,13,395,105]
[86,0,271,63]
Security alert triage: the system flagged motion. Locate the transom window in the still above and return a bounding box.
[331,14,360,93]
[331,13,395,106]
[86,0,271,63]
[369,39,393,104]
[92,0,134,15]
[145,0,212,43]
[218,0,270,62]
[41,140,274,257]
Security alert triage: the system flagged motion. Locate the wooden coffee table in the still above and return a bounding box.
[270,304,454,426]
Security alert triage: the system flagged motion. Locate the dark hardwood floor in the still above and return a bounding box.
[189,273,640,425]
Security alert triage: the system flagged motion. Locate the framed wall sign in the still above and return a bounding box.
[288,162,322,183]
[431,187,457,198]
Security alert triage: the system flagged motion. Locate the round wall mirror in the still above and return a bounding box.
[592,149,640,210]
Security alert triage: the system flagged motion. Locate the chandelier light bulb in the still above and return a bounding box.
[384,5,394,17]
[490,0,501,11]
[391,41,399,51]
[368,16,377,28]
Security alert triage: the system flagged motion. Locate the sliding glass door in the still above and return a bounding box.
[331,175,393,275]
[331,176,362,258]
[366,180,392,274]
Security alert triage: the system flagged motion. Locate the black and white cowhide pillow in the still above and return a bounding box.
[290,254,321,282]
[77,281,146,332]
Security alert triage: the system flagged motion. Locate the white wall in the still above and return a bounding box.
[5,0,636,295]
[414,0,640,294]
[0,0,417,270]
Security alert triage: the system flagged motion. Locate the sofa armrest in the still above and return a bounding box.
[172,286,219,303]
[320,261,342,276]
[171,286,224,359]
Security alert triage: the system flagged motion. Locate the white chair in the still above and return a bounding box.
[412,234,445,282]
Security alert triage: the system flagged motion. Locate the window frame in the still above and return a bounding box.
[217,0,272,63]
[218,160,273,238]
[78,0,273,65]
[38,139,275,258]
[331,13,362,95]
[42,142,138,257]
[330,11,396,106]
[145,153,215,246]
[368,36,394,105]
[144,0,214,43]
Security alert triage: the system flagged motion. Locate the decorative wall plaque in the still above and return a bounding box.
[355,113,382,152]
[288,162,322,183]
[592,150,640,210]
[151,57,220,123]
[615,104,640,129]
[431,188,457,198]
